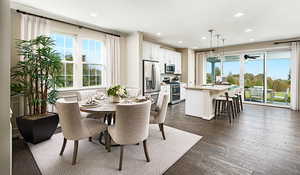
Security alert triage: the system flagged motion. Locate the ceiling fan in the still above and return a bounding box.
[244,54,260,60]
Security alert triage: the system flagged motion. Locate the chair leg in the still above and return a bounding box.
[230,102,236,119]
[159,123,166,140]
[236,98,240,113]
[89,137,92,142]
[72,140,79,165]
[143,140,150,162]
[59,138,67,156]
[214,100,218,119]
[105,130,110,152]
[107,132,111,152]
[158,124,162,131]
[239,95,243,111]
[227,102,231,123]
[119,145,124,171]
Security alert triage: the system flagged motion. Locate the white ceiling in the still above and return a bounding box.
[11,0,300,49]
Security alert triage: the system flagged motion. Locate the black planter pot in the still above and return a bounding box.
[16,112,59,144]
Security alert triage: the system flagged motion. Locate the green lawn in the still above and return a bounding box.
[244,90,290,104]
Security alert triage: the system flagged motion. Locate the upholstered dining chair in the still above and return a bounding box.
[150,92,170,140]
[55,100,108,165]
[107,101,151,171]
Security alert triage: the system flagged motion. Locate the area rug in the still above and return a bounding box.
[29,125,202,175]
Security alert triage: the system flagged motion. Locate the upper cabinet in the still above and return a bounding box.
[142,41,182,74]
[142,41,160,60]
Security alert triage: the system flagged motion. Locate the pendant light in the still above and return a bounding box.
[220,38,225,61]
[215,34,221,59]
[208,29,214,58]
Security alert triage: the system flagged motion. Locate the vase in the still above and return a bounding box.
[110,96,121,103]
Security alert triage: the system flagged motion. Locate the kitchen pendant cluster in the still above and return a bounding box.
[208,29,226,61]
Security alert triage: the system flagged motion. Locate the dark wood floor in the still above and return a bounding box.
[13,103,300,175]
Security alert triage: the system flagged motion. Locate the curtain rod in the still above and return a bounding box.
[274,40,300,45]
[16,9,121,37]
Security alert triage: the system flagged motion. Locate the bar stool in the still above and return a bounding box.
[214,92,235,123]
[234,88,243,112]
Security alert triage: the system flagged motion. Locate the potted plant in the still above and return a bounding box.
[107,85,127,103]
[11,35,63,144]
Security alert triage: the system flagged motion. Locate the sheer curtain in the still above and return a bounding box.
[291,42,300,110]
[105,34,121,86]
[19,14,50,114]
[21,14,50,40]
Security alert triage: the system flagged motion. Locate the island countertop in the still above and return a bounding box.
[185,85,235,91]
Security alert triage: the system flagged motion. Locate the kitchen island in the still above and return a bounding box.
[185,85,238,120]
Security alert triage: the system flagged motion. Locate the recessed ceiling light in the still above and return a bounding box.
[90,12,97,17]
[245,28,253,33]
[250,38,255,42]
[201,36,207,40]
[156,32,161,36]
[178,41,183,44]
[234,12,244,18]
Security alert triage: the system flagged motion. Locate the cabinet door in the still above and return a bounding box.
[159,48,165,74]
[143,41,151,60]
[151,44,160,60]
[175,52,181,74]
[180,83,186,100]
[178,52,182,74]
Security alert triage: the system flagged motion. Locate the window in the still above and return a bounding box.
[82,40,103,87]
[206,57,221,84]
[51,33,105,89]
[222,55,240,86]
[51,33,75,88]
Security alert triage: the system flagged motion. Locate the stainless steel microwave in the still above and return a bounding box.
[165,64,175,74]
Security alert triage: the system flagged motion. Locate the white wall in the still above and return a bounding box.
[187,49,195,86]
[0,0,12,174]
[125,32,143,88]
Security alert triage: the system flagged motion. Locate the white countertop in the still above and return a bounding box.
[186,85,234,91]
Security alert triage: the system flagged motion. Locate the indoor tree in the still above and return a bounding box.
[11,35,63,117]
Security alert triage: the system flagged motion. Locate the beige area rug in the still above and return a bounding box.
[29,125,202,175]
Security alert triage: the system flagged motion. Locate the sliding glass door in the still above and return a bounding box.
[243,53,265,103]
[266,51,291,105]
[205,49,291,107]
[222,55,240,85]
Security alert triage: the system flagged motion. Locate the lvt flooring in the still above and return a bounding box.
[12,103,300,175]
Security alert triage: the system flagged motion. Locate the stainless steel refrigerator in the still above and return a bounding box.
[142,60,161,102]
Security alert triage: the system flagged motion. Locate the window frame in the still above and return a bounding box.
[51,32,106,90]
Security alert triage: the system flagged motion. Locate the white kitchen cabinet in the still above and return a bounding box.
[143,41,152,60]
[159,48,166,74]
[180,83,186,101]
[160,85,171,103]
[174,52,182,74]
[143,41,160,60]
[151,44,160,60]
[143,41,182,74]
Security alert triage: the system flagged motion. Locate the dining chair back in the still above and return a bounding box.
[155,92,170,124]
[55,100,108,165]
[108,100,151,170]
[110,100,151,145]
[55,100,84,140]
